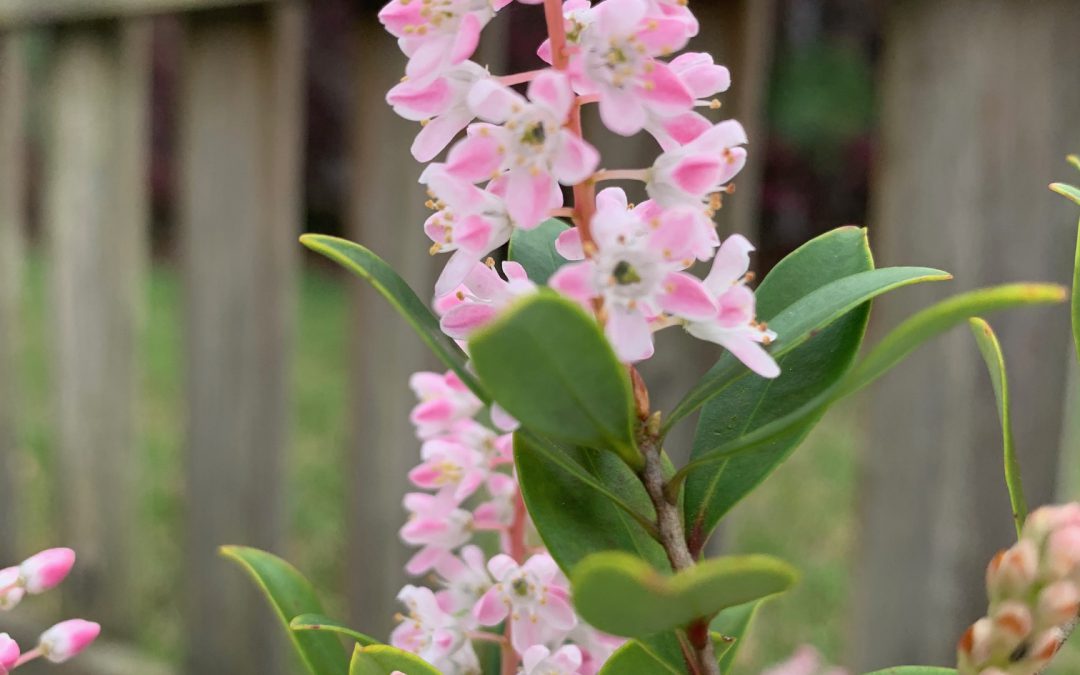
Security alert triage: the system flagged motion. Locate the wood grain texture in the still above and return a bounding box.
[0,32,27,564]
[44,19,151,637]
[852,1,1080,669]
[343,19,444,638]
[178,4,305,673]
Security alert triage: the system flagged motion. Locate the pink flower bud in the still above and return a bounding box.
[0,633,19,671]
[957,617,994,667]
[0,567,24,611]
[986,540,1037,598]
[1024,628,1062,671]
[39,619,100,663]
[989,601,1031,654]
[1044,525,1080,579]
[1035,580,1080,627]
[19,548,76,594]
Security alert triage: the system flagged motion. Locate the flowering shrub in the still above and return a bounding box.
[223,3,1080,675]
[0,548,100,671]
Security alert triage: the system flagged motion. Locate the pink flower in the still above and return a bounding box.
[401,492,474,575]
[409,438,489,502]
[473,472,519,534]
[445,70,598,229]
[0,568,24,611]
[685,235,780,378]
[473,553,577,653]
[549,188,716,362]
[0,633,19,672]
[554,0,696,136]
[762,645,847,675]
[434,545,494,613]
[19,548,76,595]
[521,644,584,675]
[387,61,488,162]
[409,370,484,440]
[379,0,495,85]
[645,53,732,149]
[567,625,625,675]
[436,260,536,339]
[421,166,515,296]
[391,585,477,673]
[647,120,747,208]
[39,619,100,663]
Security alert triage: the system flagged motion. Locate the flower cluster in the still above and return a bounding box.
[392,370,622,673]
[379,0,780,375]
[0,548,100,672]
[762,645,847,675]
[957,503,1080,675]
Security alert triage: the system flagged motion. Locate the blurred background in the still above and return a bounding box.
[1,0,1079,673]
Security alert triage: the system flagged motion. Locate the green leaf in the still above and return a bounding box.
[1051,182,1080,207]
[469,292,641,468]
[665,265,951,432]
[299,234,487,403]
[570,551,797,638]
[840,284,1067,397]
[221,546,348,675]
[711,601,761,674]
[290,614,379,647]
[515,433,668,575]
[598,637,685,675]
[508,218,571,283]
[683,226,873,550]
[348,644,440,675]
[969,318,1027,537]
[863,669,957,675]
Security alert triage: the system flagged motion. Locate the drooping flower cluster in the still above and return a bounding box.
[957,503,1080,675]
[392,370,622,673]
[0,548,100,672]
[379,0,780,376]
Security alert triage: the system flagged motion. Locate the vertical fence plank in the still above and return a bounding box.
[179,3,304,673]
[343,18,441,639]
[853,1,1080,669]
[0,32,27,565]
[44,18,150,637]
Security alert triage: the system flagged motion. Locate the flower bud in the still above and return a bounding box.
[0,633,19,672]
[0,568,24,611]
[986,540,1037,599]
[39,619,100,663]
[1044,525,1080,580]
[990,601,1031,652]
[1023,628,1062,671]
[1035,580,1080,628]
[958,617,994,668]
[19,548,76,594]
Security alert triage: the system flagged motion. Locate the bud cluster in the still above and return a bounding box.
[392,370,622,673]
[958,503,1080,675]
[0,548,100,672]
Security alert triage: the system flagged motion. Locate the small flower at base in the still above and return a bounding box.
[38,619,100,663]
[0,633,19,672]
[19,548,76,595]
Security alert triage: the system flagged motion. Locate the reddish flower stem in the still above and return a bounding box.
[501,489,530,675]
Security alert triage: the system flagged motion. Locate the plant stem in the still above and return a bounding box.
[500,490,529,675]
[497,69,548,87]
[640,434,720,675]
[592,169,650,183]
[14,647,41,668]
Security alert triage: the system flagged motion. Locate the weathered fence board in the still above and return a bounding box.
[44,18,151,637]
[343,17,445,639]
[178,3,305,673]
[0,33,27,565]
[853,1,1080,669]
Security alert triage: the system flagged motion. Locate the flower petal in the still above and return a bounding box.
[607,305,654,363]
[527,70,574,122]
[658,272,716,320]
[552,130,600,185]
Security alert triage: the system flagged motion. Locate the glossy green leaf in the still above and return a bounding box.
[571,551,797,638]
[711,601,761,674]
[515,433,667,575]
[598,636,685,675]
[683,227,873,551]
[469,292,641,468]
[969,318,1027,537]
[348,644,440,675]
[840,284,1067,397]
[863,669,957,675]
[299,234,487,402]
[221,546,348,675]
[665,265,951,432]
[508,218,571,284]
[290,614,379,647]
